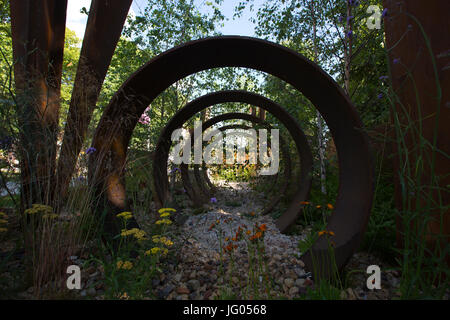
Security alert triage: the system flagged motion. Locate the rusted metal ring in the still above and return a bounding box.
[199,123,292,215]
[179,112,295,215]
[153,94,313,232]
[89,36,374,277]
[191,123,282,200]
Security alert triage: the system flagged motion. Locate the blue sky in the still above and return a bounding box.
[66,0,265,40]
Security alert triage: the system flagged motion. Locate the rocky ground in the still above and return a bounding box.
[1,180,424,300]
[150,181,312,300]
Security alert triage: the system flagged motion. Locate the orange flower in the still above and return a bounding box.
[258,224,267,232]
[254,231,262,239]
[246,230,251,235]
[232,236,237,241]
[224,243,234,252]
[300,201,310,205]
[327,203,334,210]
[250,211,255,216]
[225,237,229,241]
[208,223,215,231]
[316,205,322,209]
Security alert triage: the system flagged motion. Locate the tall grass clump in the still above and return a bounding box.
[382,15,449,299]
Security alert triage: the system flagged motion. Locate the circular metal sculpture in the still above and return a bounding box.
[153,93,313,233]
[191,114,291,201]
[173,111,298,216]
[89,36,374,277]
[195,123,292,216]
[180,121,292,214]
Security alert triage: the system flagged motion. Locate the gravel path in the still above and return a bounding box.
[153,181,312,300]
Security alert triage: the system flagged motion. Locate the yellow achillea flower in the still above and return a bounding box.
[117,260,133,270]
[157,236,173,246]
[117,211,133,219]
[0,227,7,233]
[158,208,176,214]
[134,229,147,241]
[145,247,161,255]
[25,204,53,215]
[121,228,147,240]
[155,219,172,225]
[160,212,170,217]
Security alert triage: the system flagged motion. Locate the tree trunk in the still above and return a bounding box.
[311,0,327,195]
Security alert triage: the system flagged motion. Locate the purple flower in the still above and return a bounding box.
[182,188,186,193]
[347,15,354,22]
[139,114,151,125]
[348,0,358,6]
[379,75,389,81]
[0,136,13,150]
[393,58,400,64]
[171,167,180,173]
[86,147,96,155]
[210,197,217,203]
[346,30,353,38]
[139,107,151,125]
[377,93,383,99]
[382,8,388,18]
[338,15,344,23]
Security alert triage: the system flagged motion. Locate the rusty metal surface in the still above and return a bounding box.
[383,0,450,268]
[56,0,133,204]
[89,36,374,277]
[10,0,68,207]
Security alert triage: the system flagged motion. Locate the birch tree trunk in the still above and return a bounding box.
[311,0,327,195]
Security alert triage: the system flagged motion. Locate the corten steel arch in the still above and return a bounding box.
[153,94,313,230]
[174,111,298,215]
[192,123,288,203]
[190,122,293,216]
[190,113,293,202]
[183,116,289,204]
[173,115,296,209]
[89,36,374,277]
